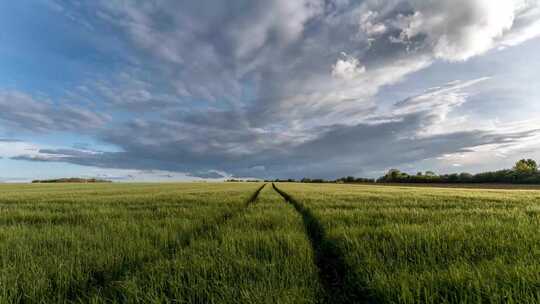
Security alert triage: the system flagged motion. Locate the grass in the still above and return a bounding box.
[0,182,539,303]
[277,183,540,304]
[0,183,258,303]
[138,184,321,303]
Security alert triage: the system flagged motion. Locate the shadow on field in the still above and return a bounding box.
[64,183,266,302]
[272,183,372,304]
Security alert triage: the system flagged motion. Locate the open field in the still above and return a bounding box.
[0,183,260,303]
[0,182,539,303]
[277,183,540,303]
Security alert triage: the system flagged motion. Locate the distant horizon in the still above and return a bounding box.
[1,1,540,181]
[3,157,538,184]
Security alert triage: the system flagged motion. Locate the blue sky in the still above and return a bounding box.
[1,0,540,181]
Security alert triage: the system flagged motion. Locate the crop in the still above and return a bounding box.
[1,182,539,303]
[276,183,540,304]
[0,183,258,303]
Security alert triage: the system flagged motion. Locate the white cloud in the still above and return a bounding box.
[0,140,40,158]
[499,5,540,47]
[393,77,491,135]
[398,0,540,61]
[394,77,491,116]
[331,53,366,80]
[359,11,387,37]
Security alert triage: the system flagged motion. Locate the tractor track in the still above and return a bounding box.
[66,183,267,302]
[272,183,371,304]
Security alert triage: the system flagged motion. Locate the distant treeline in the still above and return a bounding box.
[243,159,540,185]
[378,159,540,184]
[32,178,112,183]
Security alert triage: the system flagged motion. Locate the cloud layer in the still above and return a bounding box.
[2,0,540,179]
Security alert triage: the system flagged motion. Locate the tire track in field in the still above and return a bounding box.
[272,183,370,304]
[246,183,266,204]
[175,182,266,249]
[65,183,266,302]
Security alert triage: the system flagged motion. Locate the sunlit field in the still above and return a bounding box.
[0,183,259,303]
[0,182,539,303]
[277,183,540,304]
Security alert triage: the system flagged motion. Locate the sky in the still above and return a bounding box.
[1,0,540,182]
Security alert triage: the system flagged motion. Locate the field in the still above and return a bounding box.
[277,183,540,303]
[0,182,539,303]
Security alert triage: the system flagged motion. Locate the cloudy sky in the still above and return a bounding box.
[1,0,540,181]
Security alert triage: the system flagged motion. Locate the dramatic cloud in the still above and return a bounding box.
[400,0,516,60]
[2,0,540,180]
[11,78,540,178]
[383,0,540,60]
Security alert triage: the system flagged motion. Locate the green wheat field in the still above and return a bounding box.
[0,182,539,303]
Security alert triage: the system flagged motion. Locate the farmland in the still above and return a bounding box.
[277,183,540,304]
[0,182,539,303]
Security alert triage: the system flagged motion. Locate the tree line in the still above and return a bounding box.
[249,159,540,185]
[377,159,540,184]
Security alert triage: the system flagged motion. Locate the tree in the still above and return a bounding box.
[344,176,355,183]
[514,159,538,174]
[459,172,473,182]
[386,169,402,181]
[425,171,436,177]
